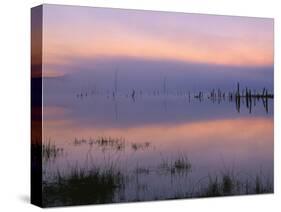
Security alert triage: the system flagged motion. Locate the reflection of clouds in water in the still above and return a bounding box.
[42,95,273,130]
[43,117,273,155]
[43,111,274,187]
[42,116,273,204]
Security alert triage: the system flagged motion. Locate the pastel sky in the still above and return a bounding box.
[37,4,274,91]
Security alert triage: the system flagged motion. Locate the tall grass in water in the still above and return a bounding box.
[200,171,273,197]
[43,166,124,207]
[42,138,273,205]
[131,142,151,151]
[158,155,192,175]
[73,137,125,152]
[95,136,125,151]
[42,140,63,161]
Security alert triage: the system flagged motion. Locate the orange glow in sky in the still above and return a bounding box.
[40,5,274,77]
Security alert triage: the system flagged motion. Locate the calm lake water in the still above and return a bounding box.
[41,78,273,205]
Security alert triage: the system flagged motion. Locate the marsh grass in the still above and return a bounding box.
[254,175,273,194]
[43,166,124,207]
[158,155,192,175]
[73,137,125,151]
[42,140,63,161]
[73,138,87,146]
[96,137,125,151]
[42,138,273,206]
[131,142,151,151]
[174,156,192,171]
[134,166,150,175]
[200,171,273,197]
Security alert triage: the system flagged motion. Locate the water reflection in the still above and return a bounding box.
[42,83,273,206]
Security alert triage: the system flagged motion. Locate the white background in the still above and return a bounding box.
[0,0,280,211]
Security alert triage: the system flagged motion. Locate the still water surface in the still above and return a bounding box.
[42,85,273,203]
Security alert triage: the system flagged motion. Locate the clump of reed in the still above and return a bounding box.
[43,166,124,207]
[158,155,192,175]
[131,142,151,151]
[134,166,150,175]
[42,140,63,161]
[73,137,125,152]
[95,136,125,151]
[73,138,87,146]
[200,171,273,197]
[73,138,153,153]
